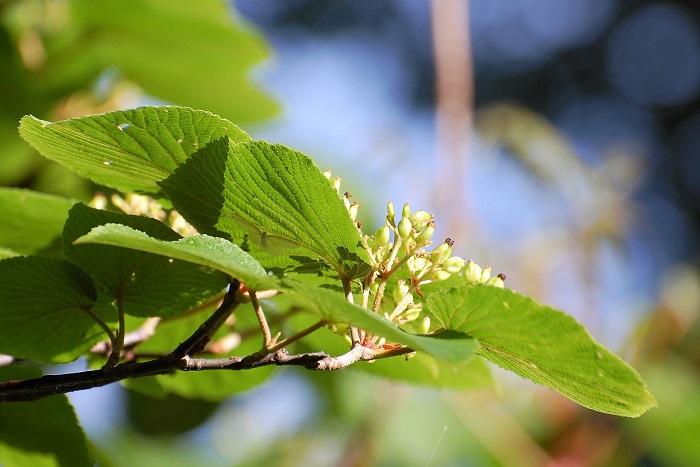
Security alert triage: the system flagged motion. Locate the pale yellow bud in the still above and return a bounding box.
[463,260,483,284]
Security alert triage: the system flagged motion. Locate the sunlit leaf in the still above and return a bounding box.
[19,106,250,194]
[64,203,228,318]
[427,285,657,417]
[160,138,371,280]
[74,224,276,291]
[282,280,478,364]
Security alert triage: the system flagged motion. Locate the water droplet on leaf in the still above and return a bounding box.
[117,123,130,131]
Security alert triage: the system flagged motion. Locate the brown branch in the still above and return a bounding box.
[0,349,330,402]
[172,279,241,358]
[313,343,415,370]
[0,276,415,402]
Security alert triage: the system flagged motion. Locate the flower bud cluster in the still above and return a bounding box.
[322,173,508,345]
[377,202,472,288]
[463,259,506,288]
[326,170,362,228]
[88,193,198,237]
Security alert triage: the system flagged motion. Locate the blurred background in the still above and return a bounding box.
[2,0,700,465]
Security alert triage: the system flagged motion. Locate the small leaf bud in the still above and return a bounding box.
[417,315,431,334]
[402,202,411,218]
[323,169,332,180]
[374,225,391,247]
[409,210,433,230]
[443,256,466,274]
[485,273,505,288]
[415,221,435,246]
[398,217,413,240]
[393,280,410,304]
[480,266,492,283]
[463,260,483,284]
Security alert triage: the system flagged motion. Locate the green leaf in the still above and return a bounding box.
[359,352,495,390]
[63,203,228,318]
[74,224,276,291]
[0,188,76,257]
[70,0,279,123]
[0,365,92,467]
[288,311,494,390]
[160,138,370,280]
[283,280,478,364]
[18,106,250,194]
[0,256,103,364]
[427,285,658,417]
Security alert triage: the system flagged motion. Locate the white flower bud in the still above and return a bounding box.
[415,221,435,247]
[443,256,466,274]
[332,177,342,193]
[480,266,492,283]
[485,273,506,288]
[387,201,395,223]
[402,304,422,322]
[409,210,433,230]
[374,225,391,246]
[398,217,413,240]
[393,280,410,304]
[432,270,452,282]
[463,260,482,284]
[417,315,431,334]
[348,202,359,221]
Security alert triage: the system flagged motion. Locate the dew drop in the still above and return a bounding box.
[502,302,510,309]
[530,363,538,369]
[168,258,174,263]
[117,123,130,131]
[103,160,112,166]
[177,138,183,144]
[267,271,274,276]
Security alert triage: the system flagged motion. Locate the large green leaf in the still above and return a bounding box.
[0,188,76,257]
[283,281,478,365]
[63,204,228,318]
[427,285,657,417]
[0,365,91,467]
[74,223,277,291]
[0,256,104,363]
[70,0,279,123]
[160,138,371,280]
[18,106,250,194]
